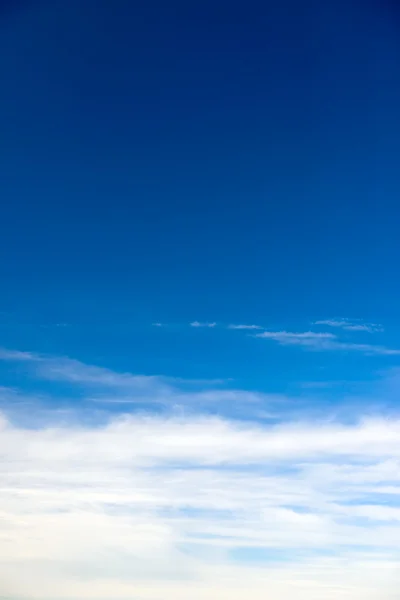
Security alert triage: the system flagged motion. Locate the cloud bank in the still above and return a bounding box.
[0,410,400,599]
[0,347,399,598]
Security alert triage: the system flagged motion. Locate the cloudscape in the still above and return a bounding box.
[1,323,400,599]
[1,0,400,598]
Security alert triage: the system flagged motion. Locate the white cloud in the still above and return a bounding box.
[0,410,400,598]
[257,331,335,341]
[314,320,383,333]
[324,341,400,355]
[256,331,400,355]
[1,348,400,598]
[190,321,217,328]
[228,324,263,330]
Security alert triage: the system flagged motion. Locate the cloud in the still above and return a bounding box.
[1,349,400,597]
[0,347,37,361]
[257,331,335,341]
[228,324,263,330]
[314,320,383,333]
[255,331,400,355]
[0,348,279,419]
[0,409,400,599]
[325,341,400,355]
[0,347,161,387]
[190,321,217,328]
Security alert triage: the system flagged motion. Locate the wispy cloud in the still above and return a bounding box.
[228,324,263,330]
[324,341,400,355]
[314,319,383,333]
[0,348,175,399]
[190,321,217,328]
[257,331,336,343]
[256,331,335,343]
[0,348,37,361]
[256,331,400,355]
[0,348,277,418]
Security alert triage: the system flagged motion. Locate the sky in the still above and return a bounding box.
[1,0,400,598]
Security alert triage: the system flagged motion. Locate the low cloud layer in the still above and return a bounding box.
[0,348,399,599]
[0,409,399,596]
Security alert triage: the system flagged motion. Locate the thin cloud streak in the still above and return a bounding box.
[228,324,263,330]
[190,321,217,328]
[256,331,400,355]
[314,319,383,333]
[258,331,335,339]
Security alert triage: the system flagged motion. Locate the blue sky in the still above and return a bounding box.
[1,0,400,598]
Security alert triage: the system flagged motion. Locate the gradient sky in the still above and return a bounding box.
[1,0,400,598]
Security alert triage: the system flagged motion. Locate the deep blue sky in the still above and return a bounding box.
[1,0,400,387]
